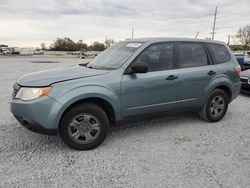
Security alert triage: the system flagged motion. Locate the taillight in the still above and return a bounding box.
[235,65,241,75]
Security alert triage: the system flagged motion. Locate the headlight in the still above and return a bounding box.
[15,86,52,101]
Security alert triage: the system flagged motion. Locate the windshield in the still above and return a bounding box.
[87,42,143,70]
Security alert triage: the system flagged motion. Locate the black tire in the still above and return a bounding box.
[199,89,229,122]
[59,103,109,150]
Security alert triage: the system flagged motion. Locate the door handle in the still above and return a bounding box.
[166,75,178,80]
[207,70,216,75]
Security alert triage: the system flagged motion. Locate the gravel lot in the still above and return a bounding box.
[0,57,250,188]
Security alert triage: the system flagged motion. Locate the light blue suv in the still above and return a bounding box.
[10,38,241,150]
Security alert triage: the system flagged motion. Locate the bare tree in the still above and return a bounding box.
[41,42,46,50]
[104,39,115,48]
[236,25,250,46]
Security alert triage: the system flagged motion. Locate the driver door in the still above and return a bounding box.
[120,42,178,118]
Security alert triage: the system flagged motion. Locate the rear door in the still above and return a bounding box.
[176,42,218,109]
[206,43,235,74]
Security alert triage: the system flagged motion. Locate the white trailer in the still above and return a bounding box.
[19,48,35,55]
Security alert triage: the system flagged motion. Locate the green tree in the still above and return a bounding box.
[50,38,77,51]
[229,45,245,51]
[75,40,88,51]
[88,42,105,51]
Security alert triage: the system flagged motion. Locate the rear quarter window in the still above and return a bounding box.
[207,43,231,64]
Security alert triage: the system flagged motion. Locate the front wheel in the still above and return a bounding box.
[59,103,109,150]
[199,89,229,122]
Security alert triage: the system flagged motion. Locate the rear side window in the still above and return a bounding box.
[207,43,231,64]
[178,42,209,68]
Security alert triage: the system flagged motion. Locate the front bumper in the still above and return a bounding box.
[241,84,250,94]
[240,77,250,94]
[10,95,63,135]
[14,115,57,135]
[243,64,250,70]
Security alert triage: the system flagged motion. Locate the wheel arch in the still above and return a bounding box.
[204,76,234,104]
[214,85,232,102]
[58,97,117,130]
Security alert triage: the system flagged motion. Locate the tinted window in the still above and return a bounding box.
[207,43,231,63]
[178,43,209,68]
[133,43,174,72]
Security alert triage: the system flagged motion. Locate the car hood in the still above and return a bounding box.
[240,69,250,78]
[17,65,110,87]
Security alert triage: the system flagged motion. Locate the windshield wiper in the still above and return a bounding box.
[79,63,101,70]
[79,62,90,66]
[86,65,102,70]
[87,66,96,69]
[84,64,115,70]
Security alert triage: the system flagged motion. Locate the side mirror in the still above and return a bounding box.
[131,62,148,73]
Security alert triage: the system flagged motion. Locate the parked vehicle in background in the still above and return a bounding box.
[33,49,44,55]
[244,51,250,68]
[233,51,250,70]
[9,47,21,55]
[81,51,101,59]
[0,47,10,55]
[234,53,245,69]
[10,38,241,150]
[19,48,35,55]
[240,69,250,94]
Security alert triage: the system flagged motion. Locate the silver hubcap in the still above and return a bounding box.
[209,95,225,118]
[68,114,101,144]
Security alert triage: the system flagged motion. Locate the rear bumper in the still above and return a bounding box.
[231,81,241,101]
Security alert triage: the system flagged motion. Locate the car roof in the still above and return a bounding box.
[128,37,226,45]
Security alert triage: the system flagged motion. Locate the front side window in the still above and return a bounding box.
[133,43,174,72]
[178,42,209,68]
[207,43,231,64]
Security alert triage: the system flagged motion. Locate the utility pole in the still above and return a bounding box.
[211,6,217,40]
[132,28,134,39]
[105,35,108,48]
[227,35,231,45]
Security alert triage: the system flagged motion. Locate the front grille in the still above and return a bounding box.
[12,83,21,100]
[244,60,250,65]
[240,77,248,83]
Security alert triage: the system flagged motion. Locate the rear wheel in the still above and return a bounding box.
[59,103,109,150]
[200,89,229,122]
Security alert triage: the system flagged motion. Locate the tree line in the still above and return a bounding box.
[229,25,250,51]
[41,38,115,51]
[41,25,250,51]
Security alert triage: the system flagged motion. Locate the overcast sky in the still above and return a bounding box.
[0,0,249,47]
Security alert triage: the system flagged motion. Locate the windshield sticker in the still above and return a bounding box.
[126,43,142,48]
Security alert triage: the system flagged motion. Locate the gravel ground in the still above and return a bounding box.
[0,57,250,188]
